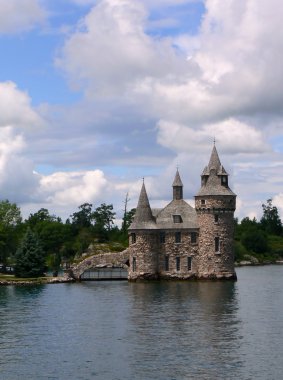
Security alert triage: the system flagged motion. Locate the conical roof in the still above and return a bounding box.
[197,145,235,196]
[172,169,183,187]
[129,182,156,230]
[208,145,221,171]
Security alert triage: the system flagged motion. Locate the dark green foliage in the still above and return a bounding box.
[0,200,22,268]
[260,199,282,235]
[14,229,46,278]
[93,203,115,232]
[71,203,94,229]
[241,227,268,254]
[122,208,136,233]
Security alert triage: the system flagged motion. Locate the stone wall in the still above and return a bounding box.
[128,232,159,280]
[69,249,130,280]
[128,230,199,280]
[195,195,236,279]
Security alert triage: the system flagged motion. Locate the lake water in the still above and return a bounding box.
[1,266,283,380]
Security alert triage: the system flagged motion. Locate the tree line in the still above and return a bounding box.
[0,201,135,277]
[0,197,282,278]
[235,199,283,262]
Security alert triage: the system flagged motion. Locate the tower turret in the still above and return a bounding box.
[195,145,237,280]
[172,169,183,200]
[128,181,158,280]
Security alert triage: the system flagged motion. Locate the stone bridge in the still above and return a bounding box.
[67,249,130,280]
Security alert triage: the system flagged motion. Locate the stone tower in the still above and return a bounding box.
[128,181,158,280]
[195,145,237,279]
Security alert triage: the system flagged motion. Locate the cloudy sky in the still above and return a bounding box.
[0,0,283,223]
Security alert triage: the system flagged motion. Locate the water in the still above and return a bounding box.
[1,266,283,380]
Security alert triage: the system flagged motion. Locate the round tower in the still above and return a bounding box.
[195,145,237,280]
[128,181,158,280]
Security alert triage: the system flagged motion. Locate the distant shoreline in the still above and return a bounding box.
[1,262,283,286]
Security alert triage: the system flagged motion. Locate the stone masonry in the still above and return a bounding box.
[128,145,237,281]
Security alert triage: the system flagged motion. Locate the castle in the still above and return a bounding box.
[128,145,237,281]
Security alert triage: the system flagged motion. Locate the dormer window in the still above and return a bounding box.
[221,176,228,186]
[173,215,182,223]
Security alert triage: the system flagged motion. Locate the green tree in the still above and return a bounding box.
[0,200,22,226]
[71,203,94,228]
[241,227,268,254]
[27,208,59,227]
[122,208,136,233]
[14,229,46,278]
[93,203,116,231]
[0,200,22,267]
[260,199,282,235]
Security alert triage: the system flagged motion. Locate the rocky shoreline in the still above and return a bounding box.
[1,260,283,286]
[0,276,75,286]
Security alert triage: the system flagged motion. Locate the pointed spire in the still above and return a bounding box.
[172,169,183,200]
[208,145,221,172]
[197,144,235,196]
[172,169,183,187]
[129,181,156,229]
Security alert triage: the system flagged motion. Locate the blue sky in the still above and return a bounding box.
[0,0,283,223]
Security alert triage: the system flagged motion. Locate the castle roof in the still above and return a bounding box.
[129,182,157,230]
[155,199,198,229]
[172,169,183,187]
[197,145,235,197]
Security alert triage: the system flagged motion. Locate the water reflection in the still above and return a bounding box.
[1,268,283,379]
[128,281,242,379]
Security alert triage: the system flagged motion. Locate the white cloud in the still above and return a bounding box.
[0,82,45,129]
[39,170,108,206]
[56,0,187,96]
[0,0,47,34]
[0,127,39,202]
[157,118,269,154]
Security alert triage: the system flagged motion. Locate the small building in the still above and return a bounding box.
[128,145,237,280]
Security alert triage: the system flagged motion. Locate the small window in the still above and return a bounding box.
[131,233,136,244]
[221,176,228,186]
[176,257,180,271]
[165,255,169,271]
[214,214,219,223]
[201,199,206,205]
[191,232,197,244]
[187,257,192,271]
[160,232,165,243]
[175,232,181,243]
[132,257,136,272]
[173,215,182,223]
[215,237,220,253]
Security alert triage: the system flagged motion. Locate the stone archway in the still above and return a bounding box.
[67,249,130,280]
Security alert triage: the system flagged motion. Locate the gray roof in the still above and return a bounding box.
[172,169,183,187]
[197,172,235,196]
[155,199,198,229]
[208,145,221,171]
[197,145,235,196]
[129,182,157,230]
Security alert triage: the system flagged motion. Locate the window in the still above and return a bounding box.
[191,232,197,244]
[215,237,220,253]
[214,214,219,223]
[201,199,206,205]
[175,232,181,243]
[187,257,192,271]
[173,215,182,223]
[131,233,136,244]
[132,257,136,272]
[165,255,169,271]
[176,257,180,271]
[160,232,165,243]
[221,176,228,186]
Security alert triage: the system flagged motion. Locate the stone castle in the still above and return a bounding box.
[128,145,237,281]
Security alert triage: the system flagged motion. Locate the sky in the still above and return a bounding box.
[0,0,283,224]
